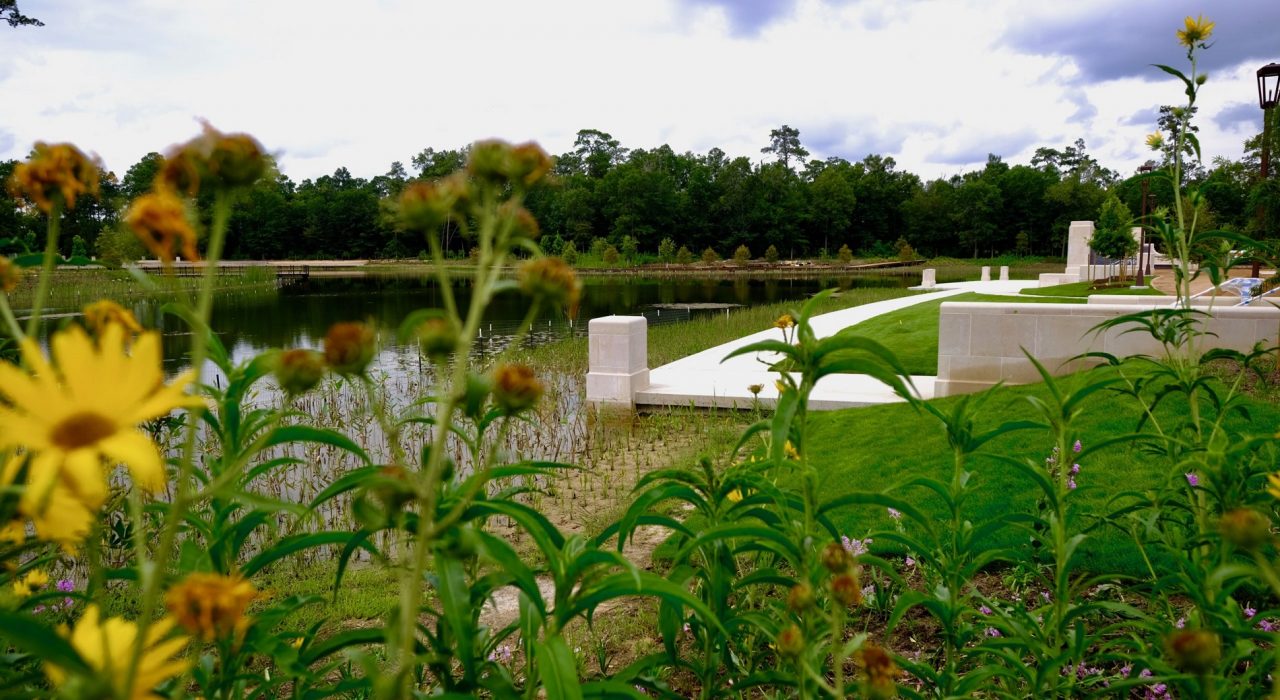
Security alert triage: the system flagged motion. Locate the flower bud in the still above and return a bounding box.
[274,348,326,395]
[492,363,543,415]
[415,317,458,362]
[7,142,101,213]
[518,257,581,310]
[501,202,540,240]
[158,122,265,195]
[506,142,552,188]
[1219,508,1271,550]
[831,570,864,607]
[857,644,899,700]
[462,372,492,421]
[787,582,815,612]
[467,140,513,187]
[0,256,24,294]
[126,190,200,263]
[82,300,143,337]
[821,541,853,573]
[323,322,377,375]
[399,174,469,233]
[1166,629,1221,674]
[775,624,805,658]
[371,465,415,511]
[774,314,795,329]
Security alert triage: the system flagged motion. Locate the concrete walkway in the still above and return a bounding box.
[635,279,1033,410]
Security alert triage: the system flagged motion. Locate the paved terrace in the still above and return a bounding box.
[634,279,1031,410]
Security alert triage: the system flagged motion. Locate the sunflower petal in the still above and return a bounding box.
[99,431,165,492]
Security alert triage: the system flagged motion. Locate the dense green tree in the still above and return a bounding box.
[761,125,809,170]
[121,152,164,201]
[954,178,1003,258]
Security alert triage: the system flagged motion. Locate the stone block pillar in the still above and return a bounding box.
[999,265,1009,281]
[1067,221,1094,269]
[586,316,650,407]
[921,268,936,289]
[980,266,991,282]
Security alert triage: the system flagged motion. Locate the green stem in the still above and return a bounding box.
[0,293,24,343]
[124,191,232,693]
[24,201,62,340]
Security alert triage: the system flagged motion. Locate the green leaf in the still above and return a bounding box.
[261,425,370,465]
[534,635,584,700]
[241,531,373,576]
[310,465,381,509]
[0,612,91,674]
[299,627,385,665]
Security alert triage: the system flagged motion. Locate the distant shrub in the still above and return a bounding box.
[701,247,719,264]
[590,237,609,258]
[71,235,88,259]
[676,245,694,264]
[765,244,779,263]
[658,237,676,262]
[895,237,917,261]
[837,244,853,263]
[560,239,579,264]
[620,235,639,261]
[602,245,620,265]
[733,244,751,264]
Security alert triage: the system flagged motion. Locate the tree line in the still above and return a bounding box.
[2,120,1277,264]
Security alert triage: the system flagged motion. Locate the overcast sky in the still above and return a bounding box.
[2,0,1277,183]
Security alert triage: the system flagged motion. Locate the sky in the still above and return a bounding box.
[1,0,1277,183]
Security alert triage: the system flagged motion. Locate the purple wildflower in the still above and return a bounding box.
[841,536,871,556]
[1185,472,1199,487]
[1068,476,1077,490]
[56,579,74,592]
[887,507,902,521]
[1073,439,1082,453]
[1120,664,1133,678]
[979,605,993,615]
[984,627,1001,637]
[1259,618,1277,632]
[904,556,916,567]
[1040,590,1052,603]
[32,605,45,614]
[1071,463,1080,475]
[1175,616,1186,629]
[1245,605,1258,619]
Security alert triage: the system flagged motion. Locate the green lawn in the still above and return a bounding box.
[1019,278,1162,298]
[805,365,1280,576]
[831,293,1083,376]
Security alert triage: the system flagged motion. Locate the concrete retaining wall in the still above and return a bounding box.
[936,301,1280,397]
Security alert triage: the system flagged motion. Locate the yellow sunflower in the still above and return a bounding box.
[0,323,202,516]
[45,605,189,699]
[1176,14,1214,49]
[2,453,96,546]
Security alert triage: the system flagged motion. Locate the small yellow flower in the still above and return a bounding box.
[726,488,743,503]
[0,256,23,294]
[7,142,101,214]
[23,569,49,589]
[45,605,190,698]
[1176,14,1214,49]
[775,380,787,394]
[1145,132,1165,151]
[0,323,203,538]
[0,519,25,545]
[747,383,763,396]
[83,300,143,337]
[126,190,200,263]
[165,572,260,642]
[784,441,800,460]
[774,314,795,329]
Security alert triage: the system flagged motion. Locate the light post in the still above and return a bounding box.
[1136,162,1155,285]
[1253,62,1279,277]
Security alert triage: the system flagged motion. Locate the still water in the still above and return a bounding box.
[137,271,926,370]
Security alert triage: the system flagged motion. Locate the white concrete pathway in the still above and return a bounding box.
[635,279,1033,410]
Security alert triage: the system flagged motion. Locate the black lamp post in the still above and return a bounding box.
[1254,63,1279,277]
[1135,162,1155,284]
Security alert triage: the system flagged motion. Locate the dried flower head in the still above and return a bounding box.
[507,142,553,187]
[323,322,377,375]
[398,174,470,233]
[165,572,259,642]
[82,300,142,337]
[0,256,23,294]
[466,139,552,190]
[774,314,795,329]
[1165,629,1221,674]
[492,363,543,415]
[158,122,266,196]
[775,624,805,658]
[857,644,899,699]
[7,142,101,214]
[518,257,581,311]
[415,317,459,362]
[787,581,816,612]
[831,570,864,606]
[274,348,326,396]
[1218,508,1271,550]
[821,541,854,573]
[1176,14,1214,49]
[501,201,541,240]
[126,190,200,263]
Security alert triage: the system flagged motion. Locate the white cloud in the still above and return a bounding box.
[0,0,1268,181]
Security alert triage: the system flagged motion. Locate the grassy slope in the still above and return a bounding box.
[834,293,1084,376]
[1019,278,1163,298]
[805,365,1280,576]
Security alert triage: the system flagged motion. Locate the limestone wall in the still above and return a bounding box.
[936,301,1280,397]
